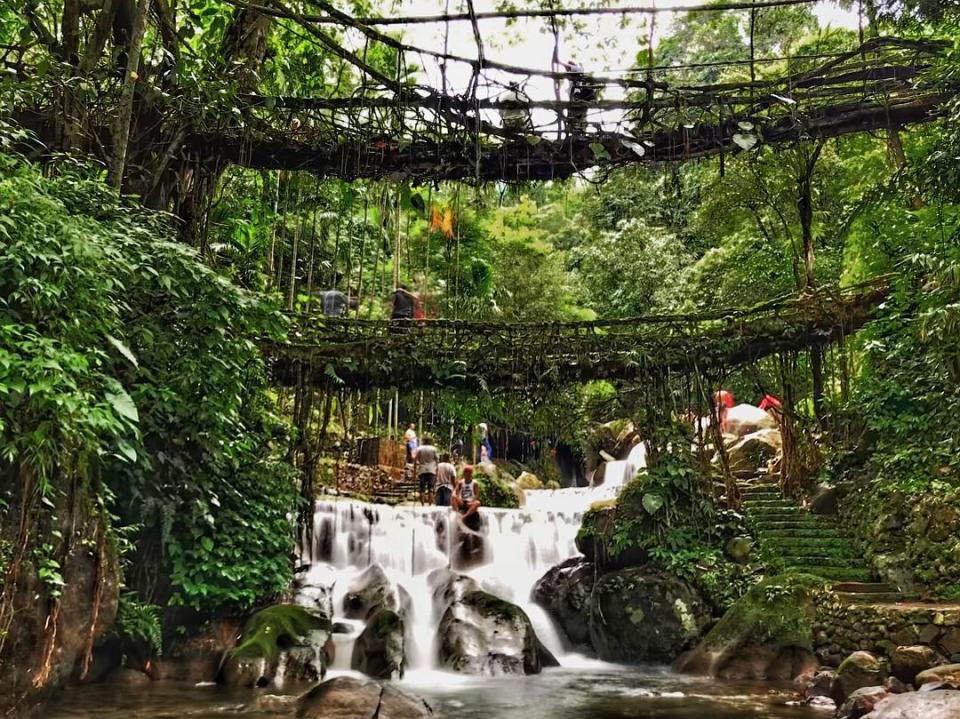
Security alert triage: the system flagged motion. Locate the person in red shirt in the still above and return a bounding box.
[714,390,734,432]
[758,394,782,414]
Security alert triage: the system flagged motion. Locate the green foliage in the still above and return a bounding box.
[231,604,329,661]
[0,154,296,617]
[115,593,163,657]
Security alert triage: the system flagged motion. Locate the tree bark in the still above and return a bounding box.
[106,0,150,190]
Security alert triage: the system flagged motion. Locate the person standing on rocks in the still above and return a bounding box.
[414,436,439,506]
[435,453,456,507]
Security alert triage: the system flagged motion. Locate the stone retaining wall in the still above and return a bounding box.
[814,596,960,667]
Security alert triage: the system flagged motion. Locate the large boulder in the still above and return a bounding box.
[724,428,782,474]
[588,568,711,664]
[437,590,558,675]
[915,663,960,688]
[351,609,405,680]
[532,557,595,647]
[890,645,946,684]
[724,404,778,437]
[862,691,960,719]
[675,574,823,680]
[833,652,889,704]
[343,565,398,620]
[296,676,433,719]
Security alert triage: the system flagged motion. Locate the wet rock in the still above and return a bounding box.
[839,686,890,719]
[293,565,336,619]
[890,645,946,684]
[588,568,711,664]
[723,428,782,474]
[351,609,405,680]
[807,695,836,711]
[343,565,398,620]
[884,676,912,694]
[296,676,433,719]
[427,569,480,620]
[915,663,960,688]
[452,512,486,571]
[802,668,837,700]
[222,655,273,688]
[833,652,888,704]
[437,590,557,675]
[283,644,328,684]
[532,557,596,647]
[862,690,960,718]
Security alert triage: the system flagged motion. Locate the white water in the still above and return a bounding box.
[294,460,646,677]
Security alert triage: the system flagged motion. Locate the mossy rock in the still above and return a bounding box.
[587,568,712,663]
[515,472,543,490]
[474,469,520,509]
[232,604,330,661]
[675,574,827,680]
[575,499,648,571]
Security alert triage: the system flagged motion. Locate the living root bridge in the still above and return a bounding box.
[266,280,889,392]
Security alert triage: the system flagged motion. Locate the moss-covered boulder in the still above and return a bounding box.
[587,568,712,663]
[437,591,558,675]
[350,609,405,680]
[516,472,543,490]
[675,574,825,680]
[532,557,596,647]
[833,651,888,704]
[474,468,520,509]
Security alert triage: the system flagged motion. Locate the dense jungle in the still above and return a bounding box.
[1,0,959,717]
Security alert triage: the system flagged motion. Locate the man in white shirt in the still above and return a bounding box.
[435,454,457,507]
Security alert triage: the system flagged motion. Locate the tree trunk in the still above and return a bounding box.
[106,0,150,190]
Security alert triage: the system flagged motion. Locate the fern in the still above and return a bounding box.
[116,593,163,656]
[231,604,330,661]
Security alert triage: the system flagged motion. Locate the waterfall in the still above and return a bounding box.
[295,478,635,675]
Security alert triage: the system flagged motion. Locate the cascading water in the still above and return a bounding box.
[293,459,646,679]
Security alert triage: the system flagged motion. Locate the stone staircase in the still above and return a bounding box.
[740,481,908,603]
[371,478,420,504]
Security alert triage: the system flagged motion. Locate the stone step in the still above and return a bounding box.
[743,500,796,508]
[758,528,845,539]
[772,555,861,568]
[831,582,897,594]
[752,516,830,527]
[774,538,856,552]
[777,547,859,560]
[784,566,874,582]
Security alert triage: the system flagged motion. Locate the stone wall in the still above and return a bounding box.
[814,595,960,667]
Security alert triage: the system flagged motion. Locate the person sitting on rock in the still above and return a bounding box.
[414,436,439,506]
[452,465,481,519]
